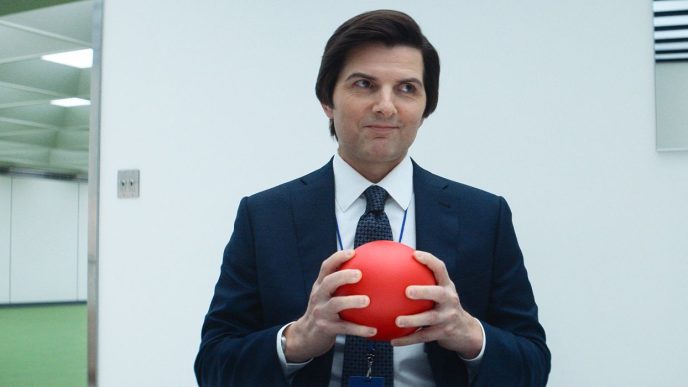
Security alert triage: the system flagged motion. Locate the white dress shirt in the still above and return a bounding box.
[277,153,485,386]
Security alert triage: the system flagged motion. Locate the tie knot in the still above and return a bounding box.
[363,185,388,213]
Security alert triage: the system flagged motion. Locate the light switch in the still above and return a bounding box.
[117,169,140,198]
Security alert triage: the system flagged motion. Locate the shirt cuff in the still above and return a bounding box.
[459,317,486,364]
[276,322,312,380]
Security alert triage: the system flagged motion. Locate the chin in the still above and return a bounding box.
[365,153,404,165]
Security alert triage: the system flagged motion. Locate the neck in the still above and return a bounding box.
[338,152,404,183]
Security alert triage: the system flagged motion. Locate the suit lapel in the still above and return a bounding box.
[413,161,459,277]
[290,159,338,301]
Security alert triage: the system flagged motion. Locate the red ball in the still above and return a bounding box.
[335,240,436,341]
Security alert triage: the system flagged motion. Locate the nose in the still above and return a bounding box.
[372,88,397,117]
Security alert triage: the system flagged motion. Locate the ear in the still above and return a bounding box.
[321,102,334,119]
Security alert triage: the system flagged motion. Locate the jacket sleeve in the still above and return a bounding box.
[472,197,551,386]
[194,197,290,386]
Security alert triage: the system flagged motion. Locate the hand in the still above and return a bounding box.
[390,251,483,359]
[284,249,377,362]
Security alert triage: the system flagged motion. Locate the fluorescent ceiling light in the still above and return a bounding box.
[50,98,91,107]
[41,49,93,68]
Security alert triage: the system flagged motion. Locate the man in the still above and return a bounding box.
[195,10,550,387]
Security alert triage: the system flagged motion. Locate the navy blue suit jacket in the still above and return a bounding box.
[195,160,550,386]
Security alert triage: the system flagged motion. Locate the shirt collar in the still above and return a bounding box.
[333,152,413,213]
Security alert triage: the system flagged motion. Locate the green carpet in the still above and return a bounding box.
[0,303,87,387]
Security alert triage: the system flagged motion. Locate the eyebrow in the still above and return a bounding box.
[344,72,424,86]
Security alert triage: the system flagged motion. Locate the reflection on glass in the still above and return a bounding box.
[0,1,93,386]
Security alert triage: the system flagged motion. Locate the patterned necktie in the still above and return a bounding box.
[342,185,394,387]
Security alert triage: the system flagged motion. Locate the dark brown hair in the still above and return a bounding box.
[315,10,440,136]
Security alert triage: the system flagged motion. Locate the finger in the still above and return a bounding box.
[319,269,362,296]
[328,320,377,338]
[327,295,370,314]
[310,317,375,337]
[405,285,446,303]
[395,309,445,329]
[391,325,442,347]
[316,249,355,283]
[413,251,451,285]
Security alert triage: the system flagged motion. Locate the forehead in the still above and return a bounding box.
[338,43,424,80]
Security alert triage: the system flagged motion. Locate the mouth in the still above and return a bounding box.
[364,124,399,130]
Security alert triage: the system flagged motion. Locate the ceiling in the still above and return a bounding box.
[0,0,92,176]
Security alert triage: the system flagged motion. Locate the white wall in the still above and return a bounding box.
[0,177,88,304]
[0,176,88,304]
[99,1,688,386]
[78,182,88,300]
[0,176,10,303]
[11,178,79,302]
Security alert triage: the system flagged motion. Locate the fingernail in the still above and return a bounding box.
[346,249,355,257]
[369,328,377,336]
[396,318,405,327]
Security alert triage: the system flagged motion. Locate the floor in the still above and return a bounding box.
[0,303,87,387]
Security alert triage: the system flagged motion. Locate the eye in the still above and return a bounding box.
[399,83,417,93]
[353,79,372,88]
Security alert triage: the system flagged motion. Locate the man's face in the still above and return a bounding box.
[322,44,426,176]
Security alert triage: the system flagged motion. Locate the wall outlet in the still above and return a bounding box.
[117,170,140,198]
